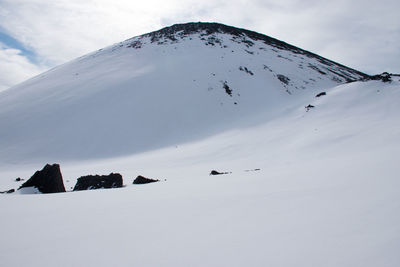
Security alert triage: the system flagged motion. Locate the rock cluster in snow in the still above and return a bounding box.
[1,164,162,194]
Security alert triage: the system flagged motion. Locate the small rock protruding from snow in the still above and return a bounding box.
[305,104,315,112]
[239,66,254,75]
[133,175,159,184]
[18,164,66,194]
[277,74,290,85]
[315,92,326,97]
[0,189,15,194]
[244,168,261,172]
[222,81,233,96]
[210,170,231,175]
[73,173,123,191]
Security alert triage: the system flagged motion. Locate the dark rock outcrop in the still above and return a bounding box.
[315,92,326,97]
[18,164,66,194]
[15,177,24,182]
[73,173,123,191]
[133,175,159,184]
[369,72,392,82]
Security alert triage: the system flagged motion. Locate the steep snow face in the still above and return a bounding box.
[0,22,367,163]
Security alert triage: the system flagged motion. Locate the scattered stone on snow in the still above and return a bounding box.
[222,81,233,96]
[0,189,15,194]
[244,168,261,172]
[315,92,326,97]
[133,175,160,184]
[210,170,231,175]
[305,104,315,112]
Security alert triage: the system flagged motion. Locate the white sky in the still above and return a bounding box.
[0,0,399,91]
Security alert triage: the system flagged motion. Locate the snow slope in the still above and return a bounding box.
[0,22,367,162]
[1,79,399,267]
[0,23,399,266]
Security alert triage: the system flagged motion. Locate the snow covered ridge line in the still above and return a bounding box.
[2,164,160,194]
[121,22,368,82]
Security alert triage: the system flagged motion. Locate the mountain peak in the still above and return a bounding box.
[124,22,368,81]
[0,22,370,161]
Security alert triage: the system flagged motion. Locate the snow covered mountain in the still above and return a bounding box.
[0,22,368,162]
[0,23,399,267]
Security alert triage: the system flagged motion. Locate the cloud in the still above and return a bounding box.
[0,43,47,92]
[0,0,399,91]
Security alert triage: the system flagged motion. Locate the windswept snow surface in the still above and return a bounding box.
[1,80,399,266]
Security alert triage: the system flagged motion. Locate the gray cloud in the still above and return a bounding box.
[0,0,399,90]
[0,43,46,92]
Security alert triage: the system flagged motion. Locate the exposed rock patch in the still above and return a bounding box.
[18,164,66,194]
[369,72,392,83]
[73,173,123,191]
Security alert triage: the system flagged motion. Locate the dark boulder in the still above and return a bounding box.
[210,170,230,175]
[133,175,159,184]
[315,92,326,97]
[73,173,123,191]
[18,164,66,194]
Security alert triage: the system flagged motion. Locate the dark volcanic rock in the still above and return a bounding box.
[277,74,290,85]
[133,175,159,184]
[222,81,232,96]
[305,104,315,112]
[18,164,66,194]
[369,72,392,82]
[73,173,123,191]
[210,170,230,175]
[0,189,15,194]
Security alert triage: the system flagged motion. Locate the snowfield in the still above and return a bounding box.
[0,23,399,266]
[1,80,399,267]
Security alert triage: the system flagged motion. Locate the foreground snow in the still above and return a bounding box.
[1,80,399,266]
